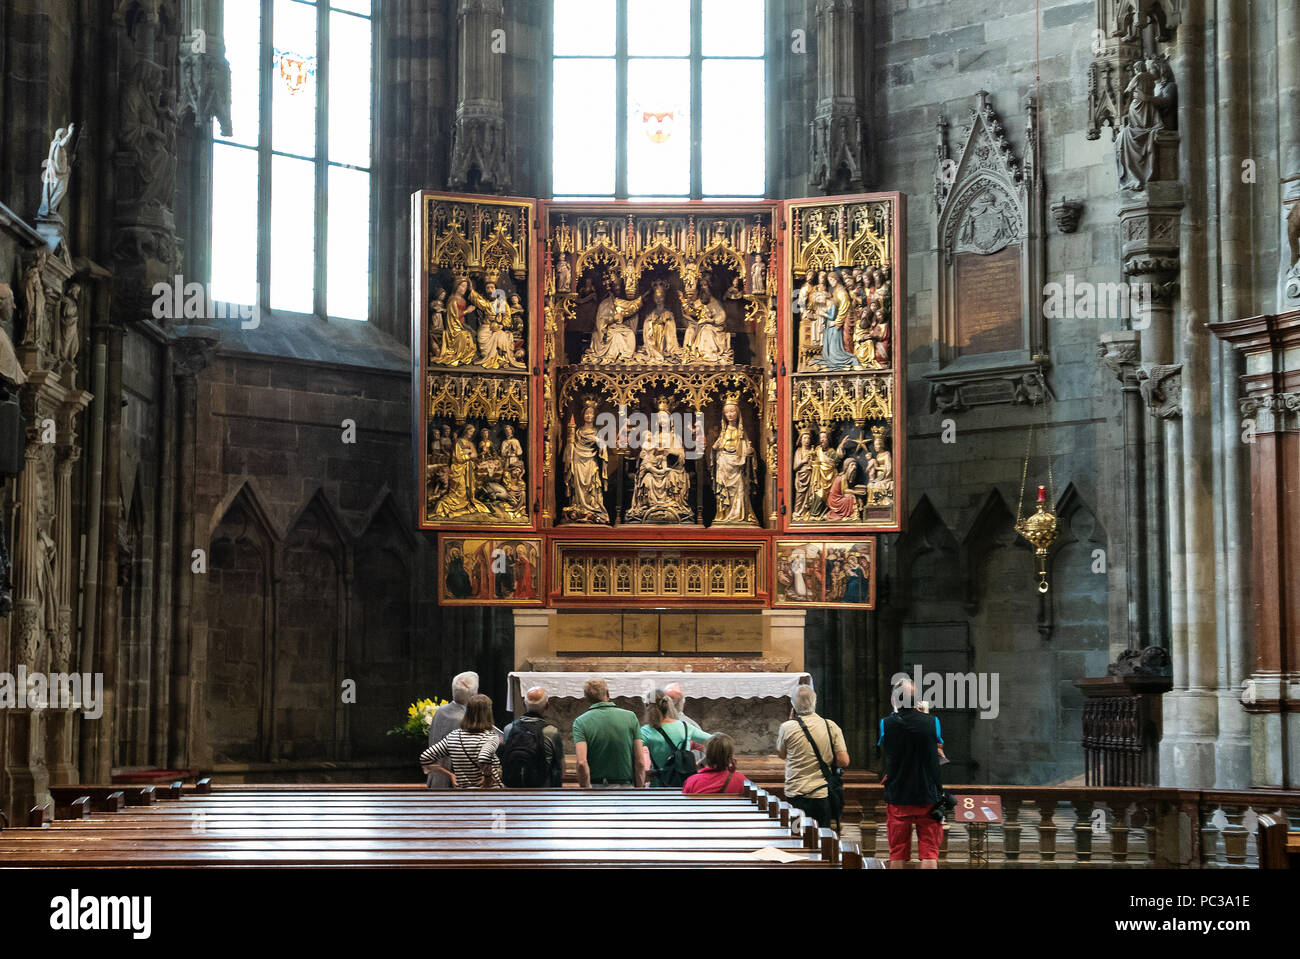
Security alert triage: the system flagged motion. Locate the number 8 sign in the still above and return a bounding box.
[951,794,1002,823]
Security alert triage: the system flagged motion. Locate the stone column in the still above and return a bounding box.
[448,0,511,193]
[762,608,807,672]
[809,0,867,193]
[1208,309,1300,790]
[1098,331,1147,652]
[168,328,218,769]
[47,388,92,786]
[1279,0,1300,307]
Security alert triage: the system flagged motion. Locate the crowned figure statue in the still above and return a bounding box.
[624,397,695,524]
[710,393,757,526]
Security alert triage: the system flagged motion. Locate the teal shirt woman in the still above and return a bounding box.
[640,689,713,783]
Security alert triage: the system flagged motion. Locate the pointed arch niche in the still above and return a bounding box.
[926,91,1049,413]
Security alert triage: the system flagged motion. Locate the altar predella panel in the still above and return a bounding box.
[411,191,906,608]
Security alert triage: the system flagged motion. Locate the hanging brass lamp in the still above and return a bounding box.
[1015,484,1059,593]
[1014,388,1058,593]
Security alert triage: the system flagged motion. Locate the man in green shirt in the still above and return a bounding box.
[572,679,645,788]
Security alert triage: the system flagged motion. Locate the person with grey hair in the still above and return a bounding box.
[663,682,701,731]
[426,670,481,789]
[500,686,565,787]
[777,684,850,829]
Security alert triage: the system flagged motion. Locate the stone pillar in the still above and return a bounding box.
[512,607,557,671]
[809,0,867,194]
[448,0,511,193]
[1207,309,1300,789]
[168,328,218,769]
[47,389,92,786]
[762,608,806,672]
[1279,0,1300,307]
[1098,331,1147,653]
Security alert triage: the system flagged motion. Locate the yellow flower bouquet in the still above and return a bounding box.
[387,697,449,745]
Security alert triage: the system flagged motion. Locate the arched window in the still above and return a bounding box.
[551,0,767,200]
[210,0,374,321]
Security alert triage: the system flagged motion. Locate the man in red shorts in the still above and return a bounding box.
[878,674,945,868]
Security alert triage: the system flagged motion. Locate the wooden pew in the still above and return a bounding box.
[0,783,861,869]
[1256,814,1299,869]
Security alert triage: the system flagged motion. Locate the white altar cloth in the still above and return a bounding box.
[506,671,812,711]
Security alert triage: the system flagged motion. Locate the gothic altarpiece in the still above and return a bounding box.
[413,192,905,611]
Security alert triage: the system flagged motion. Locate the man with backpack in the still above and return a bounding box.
[777,685,850,829]
[500,686,565,787]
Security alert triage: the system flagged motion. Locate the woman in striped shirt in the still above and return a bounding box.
[419,694,503,789]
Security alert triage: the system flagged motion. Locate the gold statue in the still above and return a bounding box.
[432,278,478,366]
[791,426,814,519]
[431,423,492,519]
[469,276,525,369]
[624,397,694,524]
[710,394,756,526]
[562,398,610,524]
[866,426,894,506]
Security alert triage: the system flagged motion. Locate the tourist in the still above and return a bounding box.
[500,686,565,787]
[418,693,503,789]
[572,679,645,788]
[426,670,478,789]
[682,733,745,795]
[663,682,701,730]
[776,685,850,828]
[879,674,944,868]
[640,689,713,787]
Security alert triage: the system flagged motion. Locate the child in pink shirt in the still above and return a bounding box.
[682,733,746,795]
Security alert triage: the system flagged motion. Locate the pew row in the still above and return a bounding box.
[0,783,863,869]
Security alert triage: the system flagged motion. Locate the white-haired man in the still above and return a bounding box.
[663,682,701,730]
[427,671,479,789]
[777,684,850,829]
[501,686,565,787]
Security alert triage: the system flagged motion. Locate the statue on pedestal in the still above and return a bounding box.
[683,286,731,364]
[710,394,756,526]
[562,398,610,524]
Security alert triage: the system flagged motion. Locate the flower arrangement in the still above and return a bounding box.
[388,698,449,745]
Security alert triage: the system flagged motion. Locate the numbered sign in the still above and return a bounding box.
[952,794,1002,823]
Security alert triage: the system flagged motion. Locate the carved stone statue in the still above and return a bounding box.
[710,396,756,526]
[562,399,610,524]
[58,281,81,367]
[639,281,679,364]
[750,253,766,295]
[791,427,814,519]
[1287,201,1300,298]
[866,427,894,506]
[20,251,48,349]
[624,399,694,525]
[38,124,76,219]
[583,273,644,364]
[1115,56,1176,192]
[556,255,572,293]
[37,527,58,639]
[0,284,28,385]
[683,286,731,364]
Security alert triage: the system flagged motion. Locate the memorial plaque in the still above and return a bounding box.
[954,245,1023,356]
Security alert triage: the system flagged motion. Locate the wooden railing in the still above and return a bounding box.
[833,784,1300,867]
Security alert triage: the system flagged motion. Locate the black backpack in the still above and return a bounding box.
[653,724,698,787]
[500,719,549,788]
